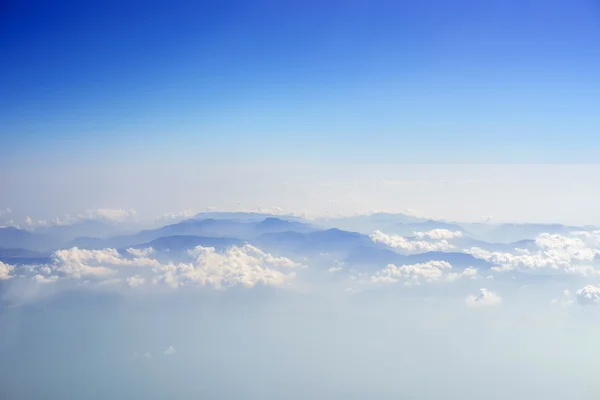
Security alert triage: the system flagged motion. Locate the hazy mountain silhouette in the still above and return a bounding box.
[0,227,36,249]
[0,227,61,251]
[0,221,129,252]
[128,235,245,252]
[35,220,124,242]
[68,217,314,250]
[344,246,491,270]
[0,247,50,265]
[254,228,375,254]
[193,212,305,222]
[0,247,47,258]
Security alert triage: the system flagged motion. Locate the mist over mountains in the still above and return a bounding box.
[1,211,579,272]
[2,210,600,399]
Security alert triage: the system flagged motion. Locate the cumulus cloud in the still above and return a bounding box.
[466,233,600,275]
[10,222,600,312]
[0,261,15,280]
[0,209,15,227]
[126,247,156,258]
[413,229,463,240]
[370,261,473,285]
[3,244,304,292]
[156,210,196,222]
[32,274,59,284]
[153,245,303,289]
[571,230,600,248]
[84,208,137,222]
[447,267,478,281]
[370,230,455,253]
[465,288,502,308]
[39,265,52,275]
[576,285,600,306]
[257,206,285,215]
[164,346,176,355]
[127,275,145,288]
[50,247,159,279]
[54,247,160,273]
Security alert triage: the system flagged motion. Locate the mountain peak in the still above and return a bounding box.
[259,217,292,226]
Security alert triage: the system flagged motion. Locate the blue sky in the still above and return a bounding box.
[5,5,600,396]
[2,0,600,164]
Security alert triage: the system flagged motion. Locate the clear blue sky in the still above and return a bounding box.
[2,0,600,164]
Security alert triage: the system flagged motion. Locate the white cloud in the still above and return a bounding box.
[97,278,122,286]
[571,230,600,247]
[370,230,455,254]
[51,257,113,279]
[328,266,343,272]
[466,233,600,275]
[257,205,285,215]
[24,216,32,225]
[465,288,502,308]
[30,244,302,291]
[126,247,156,258]
[127,275,145,288]
[156,210,196,222]
[2,240,305,292]
[84,208,136,222]
[51,247,161,279]
[31,274,59,283]
[18,208,137,230]
[576,285,600,306]
[413,229,463,240]
[0,261,15,280]
[0,219,20,229]
[164,345,176,355]
[446,267,478,282]
[53,247,123,266]
[371,261,453,285]
[155,245,302,289]
[32,274,59,284]
[39,266,52,275]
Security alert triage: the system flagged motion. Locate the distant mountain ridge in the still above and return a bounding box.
[1,213,596,275]
[254,228,375,254]
[67,217,315,250]
[130,235,245,252]
[192,212,306,222]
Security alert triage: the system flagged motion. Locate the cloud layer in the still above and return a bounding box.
[4,212,600,399]
[465,288,502,308]
[370,230,456,253]
[3,244,304,293]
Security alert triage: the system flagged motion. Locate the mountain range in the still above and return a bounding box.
[0,212,595,271]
